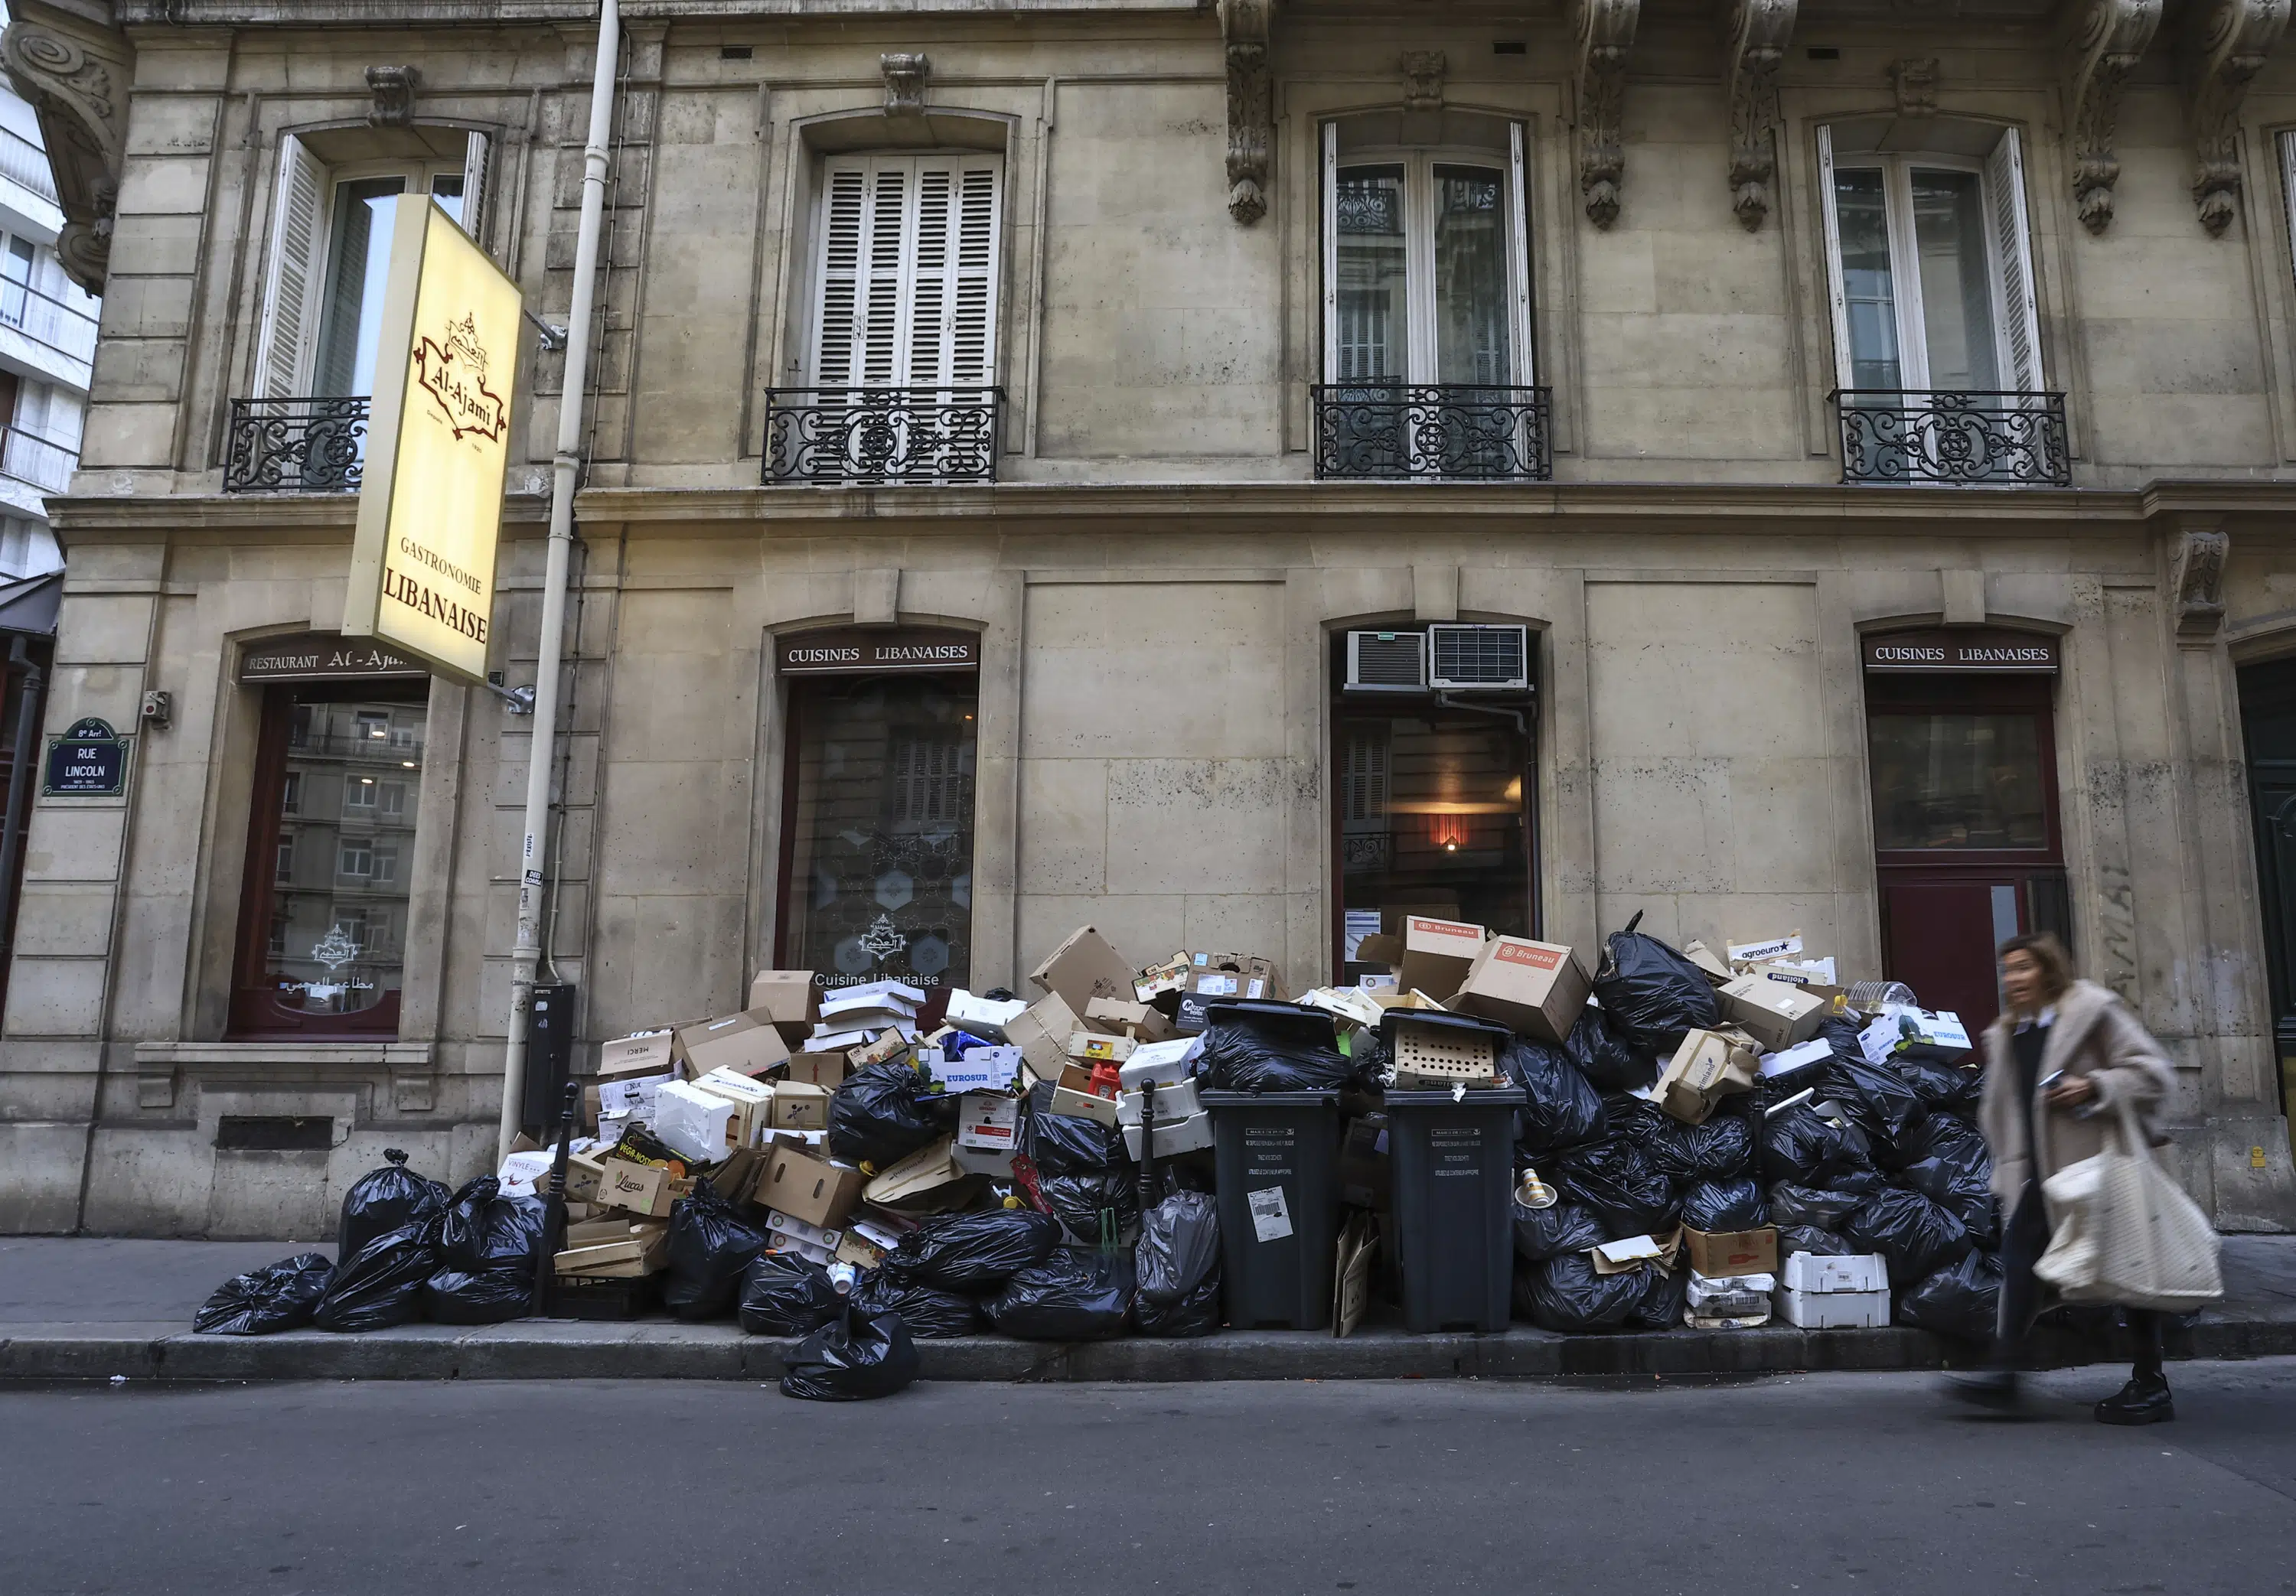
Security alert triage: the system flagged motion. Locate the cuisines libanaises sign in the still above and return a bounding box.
[1861,627,2060,674]
[778,627,983,675]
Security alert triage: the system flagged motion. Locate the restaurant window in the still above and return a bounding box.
[230,677,427,1036]
[1330,627,1536,981]
[776,640,981,999]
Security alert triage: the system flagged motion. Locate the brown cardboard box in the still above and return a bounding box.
[563,1150,608,1204]
[1683,1226,1779,1279]
[1084,996,1176,1042]
[673,1011,791,1080]
[1394,917,1489,1002]
[1003,991,1081,1078]
[1655,1028,1762,1124]
[1049,1085,1120,1126]
[598,1029,676,1080]
[1682,940,1734,985]
[785,1050,850,1089]
[863,1136,978,1212]
[1029,925,1137,1013]
[770,1081,830,1132]
[850,1029,909,1068]
[1354,933,1404,966]
[1066,1031,1137,1066]
[760,1143,867,1229]
[1452,936,1592,1044]
[746,969,820,1041]
[1133,954,1192,1002]
[592,1158,691,1219]
[1718,974,1828,1053]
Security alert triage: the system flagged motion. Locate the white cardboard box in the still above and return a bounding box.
[1123,1110,1215,1160]
[1118,1037,1199,1090]
[955,1092,1020,1150]
[1774,1284,1890,1329]
[1782,1251,1889,1294]
[1117,1077,1202,1126]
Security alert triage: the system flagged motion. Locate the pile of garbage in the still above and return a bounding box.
[191,916,2003,1395]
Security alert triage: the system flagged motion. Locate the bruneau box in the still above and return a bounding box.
[1453,936,1592,1044]
[1394,917,1489,1002]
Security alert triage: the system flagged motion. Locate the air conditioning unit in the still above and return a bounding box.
[1345,630,1427,692]
[1427,624,1530,690]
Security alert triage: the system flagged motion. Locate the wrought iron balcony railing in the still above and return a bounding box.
[1832,389,2071,487]
[763,386,1003,486]
[224,396,370,493]
[1312,383,1553,481]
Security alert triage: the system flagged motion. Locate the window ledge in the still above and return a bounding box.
[133,1041,435,1070]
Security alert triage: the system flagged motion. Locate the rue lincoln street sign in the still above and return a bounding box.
[43,717,129,797]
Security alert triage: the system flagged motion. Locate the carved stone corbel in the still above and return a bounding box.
[1401,50,1446,114]
[0,0,133,296]
[1720,0,1795,230]
[366,65,419,129]
[2171,522,2230,639]
[1577,0,1641,227]
[2187,0,2291,236]
[1890,57,1939,118]
[881,52,930,116]
[1219,0,1275,224]
[2067,0,2165,234]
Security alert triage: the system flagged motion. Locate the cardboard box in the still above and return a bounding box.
[770,1080,830,1132]
[1184,966,1274,1002]
[747,969,820,1037]
[592,1158,690,1219]
[1118,1037,1197,1090]
[1782,1250,1889,1293]
[598,1029,677,1080]
[1084,996,1176,1042]
[1394,917,1489,1002]
[690,1070,776,1148]
[1774,1285,1890,1329]
[1681,940,1734,985]
[1332,1212,1378,1339]
[1337,1114,1391,1209]
[1067,1031,1136,1067]
[836,1228,889,1271]
[1117,1076,1202,1126]
[1718,974,1828,1053]
[1123,1109,1213,1160]
[924,1044,1023,1095]
[863,1137,977,1213]
[951,1144,1016,1177]
[956,1092,1020,1151]
[1133,954,1192,1003]
[555,1237,647,1275]
[946,989,1027,1041]
[1353,933,1404,967]
[1049,1085,1120,1126]
[1682,1226,1779,1279]
[563,1150,608,1204]
[759,1143,867,1230]
[653,1078,740,1161]
[784,1050,850,1090]
[1029,925,1137,1014]
[1004,991,1081,1077]
[1655,1028,1762,1125]
[673,1009,792,1081]
[850,1029,910,1067]
[1452,936,1592,1044]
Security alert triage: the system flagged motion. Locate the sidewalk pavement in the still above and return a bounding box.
[5,1233,2294,1384]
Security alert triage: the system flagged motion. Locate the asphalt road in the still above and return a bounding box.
[8,1362,2295,1596]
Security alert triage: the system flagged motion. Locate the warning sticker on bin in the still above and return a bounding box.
[1247,1186,1294,1243]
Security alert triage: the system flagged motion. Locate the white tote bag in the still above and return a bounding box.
[2033,1096,2223,1311]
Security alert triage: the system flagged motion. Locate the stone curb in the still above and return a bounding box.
[4,1308,2291,1383]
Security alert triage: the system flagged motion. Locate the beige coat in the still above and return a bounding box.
[1977,978,2176,1212]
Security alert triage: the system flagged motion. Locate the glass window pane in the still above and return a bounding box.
[783,675,978,997]
[260,691,424,1020]
[1910,168,1999,390]
[1335,164,1407,383]
[314,176,409,398]
[1831,166,1902,390]
[1867,712,2047,849]
[1431,164,1510,386]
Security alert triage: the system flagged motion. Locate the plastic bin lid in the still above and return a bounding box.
[1381,1086,1528,1107]
[1376,1008,1515,1045]
[1197,1087,1343,1109]
[1201,998,1339,1043]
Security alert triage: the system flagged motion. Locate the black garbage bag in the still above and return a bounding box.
[1649,1114,1756,1184]
[1194,1007,1352,1093]
[1553,1141,1679,1239]
[1133,1191,1222,1337]
[1899,1151,2000,1244]
[1502,1038,1606,1158]
[663,1178,769,1321]
[338,1148,449,1261]
[1889,1111,1990,1172]
[778,1308,921,1402]
[422,1266,533,1325]
[1825,1056,1925,1146]
[1776,1223,1857,1257]
[738,1251,847,1337]
[1518,1251,1645,1332]
[1760,1103,1874,1189]
[1892,1054,1985,1117]
[1841,1187,1969,1285]
[193,1252,334,1335]
[1896,1249,2004,1340]
[1628,1265,1689,1331]
[312,1223,439,1332]
[1766,1174,1880,1229]
[1039,1170,1140,1246]
[1567,1006,1661,1093]
[887,1209,1062,1291]
[987,1249,1134,1340]
[1024,1109,1127,1175]
[1597,1091,1674,1148]
[829,1063,956,1170]
[1591,915,1721,1056]
[1513,1198,1607,1262]
[1681,1178,1766,1233]
[436,1176,546,1272]
[850,1268,987,1337]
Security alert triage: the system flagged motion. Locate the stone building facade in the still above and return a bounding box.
[5,0,2296,1236]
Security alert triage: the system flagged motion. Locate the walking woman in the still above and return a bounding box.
[1949,933,2180,1422]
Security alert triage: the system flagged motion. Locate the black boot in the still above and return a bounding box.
[2095,1374,2174,1425]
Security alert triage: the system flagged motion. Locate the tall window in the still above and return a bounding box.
[807,154,1002,390]
[231,680,427,1036]
[1818,126,2041,394]
[253,129,488,400]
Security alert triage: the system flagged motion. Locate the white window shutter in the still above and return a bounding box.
[1813,125,1856,392]
[907,164,953,386]
[1985,127,2044,392]
[1321,121,1339,381]
[811,161,869,386]
[461,131,491,246]
[810,154,1001,390]
[253,134,326,398]
[860,161,911,386]
[1508,121,1535,387]
[946,161,999,387]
